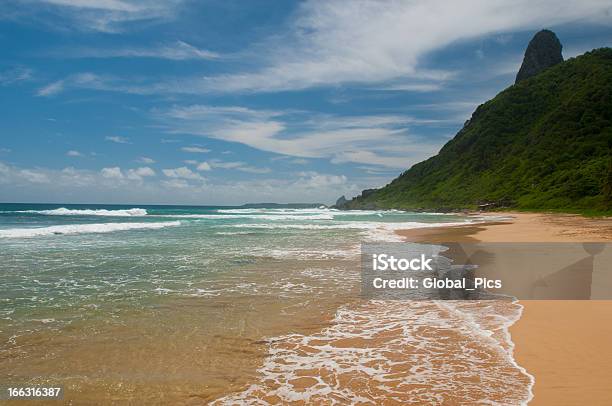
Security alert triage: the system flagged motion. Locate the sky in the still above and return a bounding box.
[1,0,611,205]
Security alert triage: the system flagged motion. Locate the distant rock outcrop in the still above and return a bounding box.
[334,195,348,208]
[515,29,563,83]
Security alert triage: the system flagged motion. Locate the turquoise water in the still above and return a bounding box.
[0,203,469,329]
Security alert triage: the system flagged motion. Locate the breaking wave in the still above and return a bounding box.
[11,207,149,217]
[0,221,180,238]
[154,213,334,221]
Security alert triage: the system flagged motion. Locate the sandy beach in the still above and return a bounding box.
[398,212,612,405]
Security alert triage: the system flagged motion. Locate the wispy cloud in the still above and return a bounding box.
[0,66,33,86]
[32,0,612,96]
[105,135,130,144]
[162,166,204,181]
[136,156,155,164]
[36,72,143,97]
[43,0,140,11]
[374,83,445,92]
[209,160,271,174]
[36,80,64,96]
[181,146,210,153]
[157,0,612,93]
[184,158,271,174]
[157,104,442,169]
[56,41,219,60]
[101,166,155,180]
[23,0,186,33]
[66,150,83,157]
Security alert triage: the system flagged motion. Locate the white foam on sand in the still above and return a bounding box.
[0,221,180,238]
[213,299,534,405]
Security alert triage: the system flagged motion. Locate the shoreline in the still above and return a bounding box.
[397,212,612,405]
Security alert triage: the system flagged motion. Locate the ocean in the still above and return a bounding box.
[0,203,533,404]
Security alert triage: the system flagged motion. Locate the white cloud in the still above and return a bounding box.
[210,161,244,169]
[161,178,190,189]
[158,105,441,169]
[66,150,83,157]
[105,135,130,144]
[181,146,211,153]
[39,69,240,98]
[42,0,140,11]
[0,66,33,86]
[235,166,271,174]
[60,41,219,60]
[36,80,64,97]
[375,83,444,92]
[100,165,156,181]
[294,172,347,189]
[208,160,271,174]
[0,161,368,205]
[136,156,155,164]
[126,166,155,180]
[162,166,204,180]
[164,0,612,93]
[330,150,410,169]
[270,155,310,165]
[101,166,124,179]
[196,162,211,171]
[495,34,514,45]
[30,0,612,96]
[0,162,50,184]
[33,0,186,33]
[21,170,50,184]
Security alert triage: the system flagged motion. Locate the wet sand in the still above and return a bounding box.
[397,212,612,405]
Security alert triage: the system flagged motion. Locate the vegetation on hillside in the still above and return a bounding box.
[345,48,612,213]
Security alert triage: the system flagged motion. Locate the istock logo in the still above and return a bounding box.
[372,253,433,271]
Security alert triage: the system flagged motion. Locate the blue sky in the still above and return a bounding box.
[1,0,611,205]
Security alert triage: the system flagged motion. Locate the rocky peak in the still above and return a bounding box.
[515,29,563,83]
[334,195,348,207]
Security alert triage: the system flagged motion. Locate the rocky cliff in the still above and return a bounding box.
[516,29,563,83]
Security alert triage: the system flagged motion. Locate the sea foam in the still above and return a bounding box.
[213,299,534,405]
[231,220,473,242]
[12,207,148,217]
[0,221,180,238]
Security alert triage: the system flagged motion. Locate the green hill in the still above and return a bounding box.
[343,48,612,214]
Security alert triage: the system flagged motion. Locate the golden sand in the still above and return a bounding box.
[398,212,612,405]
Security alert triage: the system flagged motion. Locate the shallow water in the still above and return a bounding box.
[0,204,531,404]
